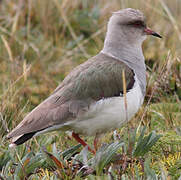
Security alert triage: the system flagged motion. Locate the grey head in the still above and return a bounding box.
[103,8,161,49]
[102,8,162,95]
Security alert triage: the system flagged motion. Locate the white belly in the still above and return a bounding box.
[70,77,144,136]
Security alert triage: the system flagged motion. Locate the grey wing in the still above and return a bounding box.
[6,58,96,139]
[6,93,71,139]
[7,53,135,140]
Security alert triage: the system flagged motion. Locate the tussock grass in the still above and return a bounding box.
[0,0,180,179]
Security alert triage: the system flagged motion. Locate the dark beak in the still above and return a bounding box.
[144,28,162,38]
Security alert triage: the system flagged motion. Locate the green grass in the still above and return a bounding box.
[0,0,181,179]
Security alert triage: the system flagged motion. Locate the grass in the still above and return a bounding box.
[0,0,181,179]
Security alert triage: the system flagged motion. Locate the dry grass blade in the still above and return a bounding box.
[1,35,13,61]
[0,26,23,45]
[27,0,32,39]
[63,26,105,59]
[143,1,168,18]
[160,0,181,41]
[0,112,9,133]
[53,0,90,59]
[0,64,32,99]
[23,61,28,81]
[122,69,128,122]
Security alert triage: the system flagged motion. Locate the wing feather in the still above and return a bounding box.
[7,53,135,139]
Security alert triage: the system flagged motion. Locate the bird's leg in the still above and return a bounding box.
[72,132,95,154]
[94,133,101,152]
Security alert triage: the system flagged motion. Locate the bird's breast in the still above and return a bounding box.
[69,76,144,136]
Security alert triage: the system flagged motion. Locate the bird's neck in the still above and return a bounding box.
[101,27,147,96]
[101,28,145,66]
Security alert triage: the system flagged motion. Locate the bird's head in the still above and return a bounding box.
[107,8,162,45]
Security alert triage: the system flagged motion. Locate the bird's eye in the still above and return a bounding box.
[128,20,145,27]
[134,21,143,26]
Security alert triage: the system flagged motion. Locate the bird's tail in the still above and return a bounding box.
[8,131,37,147]
[8,124,66,147]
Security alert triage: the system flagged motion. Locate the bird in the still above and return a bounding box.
[6,8,161,154]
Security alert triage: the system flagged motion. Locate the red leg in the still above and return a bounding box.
[94,133,101,152]
[94,136,98,152]
[72,132,95,154]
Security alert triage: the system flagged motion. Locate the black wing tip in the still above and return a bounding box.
[11,132,36,146]
[8,127,49,146]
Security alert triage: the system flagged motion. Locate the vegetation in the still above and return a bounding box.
[0,0,180,179]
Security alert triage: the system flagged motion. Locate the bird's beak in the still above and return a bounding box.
[144,28,162,38]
